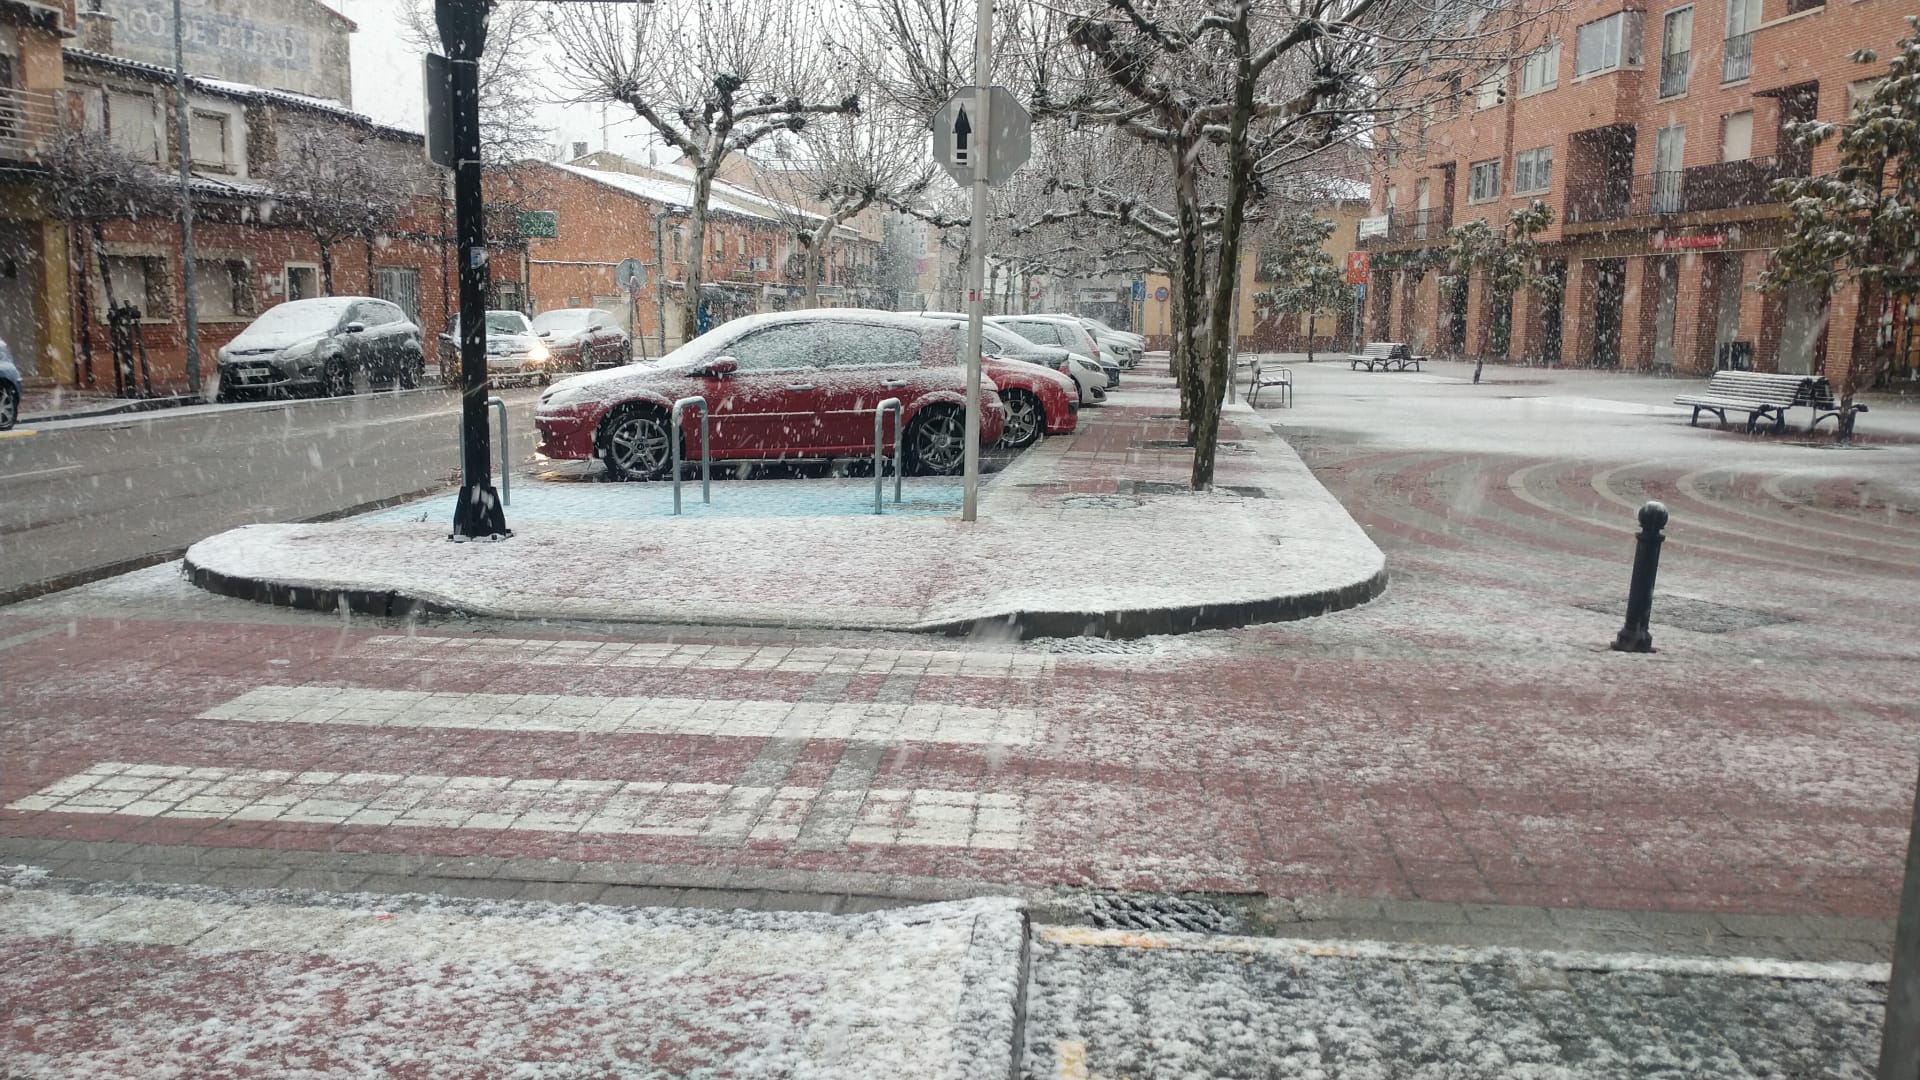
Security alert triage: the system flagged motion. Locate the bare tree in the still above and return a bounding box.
[548,0,859,339]
[401,1,549,167]
[36,130,179,386]
[266,129,408,295]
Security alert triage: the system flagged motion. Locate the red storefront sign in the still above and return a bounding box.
[1650,233,1727,251]
[1345,251,1370,284]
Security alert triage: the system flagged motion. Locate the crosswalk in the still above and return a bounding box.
[358,635,1057,679]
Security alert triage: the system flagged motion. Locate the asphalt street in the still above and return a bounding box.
[0,387,542,600]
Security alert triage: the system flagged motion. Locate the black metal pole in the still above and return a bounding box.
[1611,500,1667,653]
[437,1,507,540]
[1881,759,1920,1079]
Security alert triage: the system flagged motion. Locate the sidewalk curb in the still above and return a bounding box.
[21,393,203,424]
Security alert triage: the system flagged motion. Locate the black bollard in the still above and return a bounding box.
[1611,501,1669,653]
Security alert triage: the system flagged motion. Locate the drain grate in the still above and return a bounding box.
[1040,637,1159,654]
[1058,494,1143,510]
[1136,438,1253,454]
[1578,595,1795,634]
[1122,480,1266,499]
[1084,892,1237,933]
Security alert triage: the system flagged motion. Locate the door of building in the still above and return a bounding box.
[1538,260,1567,365]
[1778,281,1824,374]
[1592,259,1627,368]
[1712,254,1744,363]
[1652,258,1678,370]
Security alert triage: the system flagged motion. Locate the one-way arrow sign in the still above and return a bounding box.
[932,86,1030,187]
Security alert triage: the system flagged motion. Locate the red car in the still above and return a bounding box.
[535,310,1008,480]
[920,313,1079,449]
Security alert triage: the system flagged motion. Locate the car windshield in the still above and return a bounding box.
[487,312,531,334]
[246,300,354,335]
[531,310,596,335]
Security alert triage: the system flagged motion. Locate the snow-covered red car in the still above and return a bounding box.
[534,310,1007,480]
[916,313,1079,448]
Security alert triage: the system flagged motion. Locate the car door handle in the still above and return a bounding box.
[882,380,908,389]
[785,384,815,391]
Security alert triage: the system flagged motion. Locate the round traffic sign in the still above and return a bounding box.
[614,258,646,292]
[1153,285,1169,302]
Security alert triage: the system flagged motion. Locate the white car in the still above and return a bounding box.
[990,315,1113,378]
[1065,353,1108,406]
[1081,317,1146,367]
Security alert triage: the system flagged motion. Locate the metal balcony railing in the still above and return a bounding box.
[1568,155,1812,223]
[1659,50,1690,97]
[0,87,66,164]
[1722,32,1753,83]
[1650,170,1686,214]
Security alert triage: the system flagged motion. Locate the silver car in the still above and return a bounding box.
[216,297,425,400]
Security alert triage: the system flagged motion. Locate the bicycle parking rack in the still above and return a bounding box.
[873,397,903,515]
[671,395,710,515]
[488,396,509,506]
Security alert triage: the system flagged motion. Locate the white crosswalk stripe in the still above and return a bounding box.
[199,686,1040,746]
[8,763,1028,850]
[358,636,1056,678]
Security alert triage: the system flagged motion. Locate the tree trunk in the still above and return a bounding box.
[680,165,717,339]
[1189,13,1258,491]
[74,223,95,387]
[320,241,334,296]
[1169,133,1205,434]
[804,198,870,310]
[365,235,376,296]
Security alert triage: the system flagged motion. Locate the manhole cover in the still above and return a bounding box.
[1578,595,1794,634]
[1083,893,1236,933]
[1058,494,1142,510]
[1041,637,1159,654]
[1123,480,1265,499]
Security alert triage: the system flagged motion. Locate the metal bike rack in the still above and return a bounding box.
[873,397,903,515]
[488,395,509,506]
[670,395,710,515]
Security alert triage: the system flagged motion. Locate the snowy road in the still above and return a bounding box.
[0,387,542,601]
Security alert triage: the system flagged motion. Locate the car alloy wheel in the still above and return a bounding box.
[601,406,675,481]
[996,390,1043,450]
[907,405,966,475]
[398,356,421,390]
[324,360,353,397]
[0,384,16,431]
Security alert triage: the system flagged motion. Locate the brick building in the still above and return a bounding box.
[490,155,880,356]
[1360,0,1918,385]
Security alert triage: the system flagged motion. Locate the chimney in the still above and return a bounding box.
[77,1,117,53]
[571,141,588,160]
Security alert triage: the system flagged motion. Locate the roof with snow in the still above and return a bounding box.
[64,49,422,141]
[546,161,860,237]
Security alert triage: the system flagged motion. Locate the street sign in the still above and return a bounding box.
[931,86,1031,187]
[1346,251,1371,285]
[517,210,557,239]
[1154,285,1169,302]
[1131,280,1146,301]
[615,257,647,293]
[1029,281,1044,300]
[422,53,453,169]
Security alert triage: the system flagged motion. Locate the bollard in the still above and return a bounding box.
[1611,500,1668,652]
[487,396,509,506]
[670,396,709,515]
[873,398,903,515]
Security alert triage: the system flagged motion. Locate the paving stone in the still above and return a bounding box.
[596,885,689,908]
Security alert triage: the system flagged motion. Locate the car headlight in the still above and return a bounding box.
[539,383,594,409]
[529,341,550,363]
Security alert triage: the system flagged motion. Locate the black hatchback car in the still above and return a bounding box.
[216,297,425,400]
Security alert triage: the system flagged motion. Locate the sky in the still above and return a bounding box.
[330,0,664,162]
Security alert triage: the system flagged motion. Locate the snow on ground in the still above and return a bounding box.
[181,398,1385,634]
[0,868,1026,1079]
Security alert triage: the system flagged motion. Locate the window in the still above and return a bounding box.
[1660,8,1692,97]
[1515,147,1553,193]
[1468,158,1502,203]
[671,229,683,262]
[1383,123,1399,167]
[737,234,746,257]
[1473,67,1507,110]
[1723,0,1758,82]
[818,324,920,369]
[1520,43,1560,94]
[727,322,818,371]
[284,264,319,301]
[712,229,723,254]
[1653,125,1686,213]
[375,267,421,323]
[193,258,254,319]
[106,90,159,160]
[190,111,230,170]
[98,254,170,321]
[1721,111,1753,161]
[1575,12,1642,77]
[1444,76,1463,117]
[1384,184,1398,216]
[1007,321,1061,347]
[1847,78,1882,117]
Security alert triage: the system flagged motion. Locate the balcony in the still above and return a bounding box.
[0,87,66,165]
[1566,154,1812,224]
[1659,50,1690,97]
[1722,32,1753,83]
[1361,207,1452,248]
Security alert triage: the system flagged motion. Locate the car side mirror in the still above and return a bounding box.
[700,357,738,377]
[344,322,366,334]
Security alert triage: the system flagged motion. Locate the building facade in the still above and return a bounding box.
[1360,0,1917,385]
[80,0,354,104]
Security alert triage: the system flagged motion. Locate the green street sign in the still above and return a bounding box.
[517,210,557,239]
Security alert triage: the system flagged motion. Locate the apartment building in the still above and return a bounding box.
[1360,0,1917,384]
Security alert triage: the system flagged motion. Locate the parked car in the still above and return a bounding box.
[990,315,1120,388]
[917,314,1081,446]
[1079,317,1145,367]
[439,310,553,385]
[216,297,424,400]
[535,310,1007,480]
[531,308,631,370]
[0,335,21,431]
[964,319,1105,407]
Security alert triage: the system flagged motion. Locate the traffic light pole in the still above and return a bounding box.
[437,0,508,539]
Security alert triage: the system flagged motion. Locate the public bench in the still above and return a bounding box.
[1673,371,1868,433]
[1247,359,1292,407]
[1349,341,1425,372]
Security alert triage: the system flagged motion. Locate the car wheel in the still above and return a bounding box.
[0,383,16,431]
[995,390,1043,450]
[324,359,354,397]
[905,404,966,475]
[398,356,421,390]
[214,380,234,404]
[599,405,675,481]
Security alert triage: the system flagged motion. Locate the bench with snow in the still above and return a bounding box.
[1673,371,1868,433]
[1247,359,1292,407]
[1349,342,1425,372]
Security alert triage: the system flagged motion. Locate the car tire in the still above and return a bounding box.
[214,380,234,404]
[324,359,354,397]
[0,383,17,431]
[995,390,1044,450]
[904,404,966,475]
[398,355,422,390]
[598,404,676,482]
